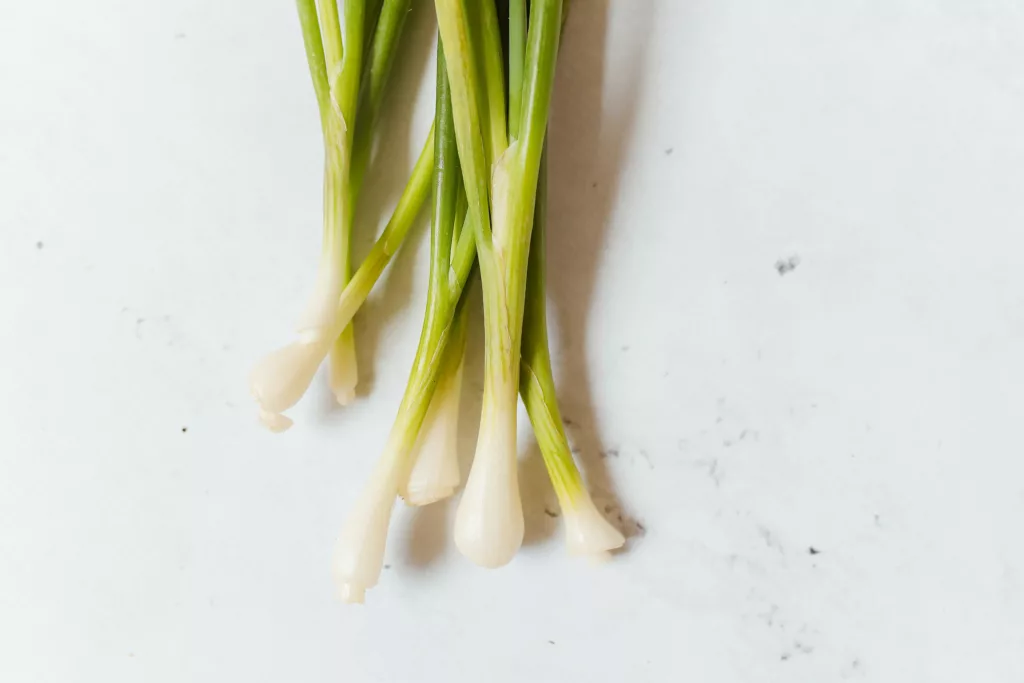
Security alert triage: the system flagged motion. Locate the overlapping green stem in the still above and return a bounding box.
[382,40,479,469]
[258,0,420,421]
[332,42,479,601]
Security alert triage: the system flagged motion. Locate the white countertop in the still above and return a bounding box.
[2,1,1023,681]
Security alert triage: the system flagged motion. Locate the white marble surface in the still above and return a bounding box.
[3,1,1024,681]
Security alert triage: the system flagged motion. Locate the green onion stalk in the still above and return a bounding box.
[250,0,423,431]
[399,301,469,505]
[434,0,563,568]
[520,154,625,555]
[332,41,478,603]
[398,202,472,504]
[299,0,365,407]
[397,39,473,506]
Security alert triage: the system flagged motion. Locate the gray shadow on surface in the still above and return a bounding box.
[541,0,653,546]
[404,497,451,568]
[520,436,561,547]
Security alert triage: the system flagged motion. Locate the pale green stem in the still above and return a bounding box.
[319,1,367,398]
[331,128,435,334]
[507,0,526,141]
[295,0,332,121]
[476,0,508,161]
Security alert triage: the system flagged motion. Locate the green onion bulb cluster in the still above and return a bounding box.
[253,0,624,604]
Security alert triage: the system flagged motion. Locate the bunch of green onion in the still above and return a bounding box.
[253,0,624,604]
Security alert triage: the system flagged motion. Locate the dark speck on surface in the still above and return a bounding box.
[181,427,188,433]
[601,448,620,458]
[706,458,721,487]
[544,507,559,518]
[601,501,647,538]
[174,32,186,39]
[780,653,790,662]
[758,526,783,553]
[563,417,574,426]
[809,546,820,555]
[775,255,801,275]
[36,241,44,250]
[664,147,674,155]
[591,181,598,188]
[621,345,630,351]
[638,449,654,470]
[548,640,555,645]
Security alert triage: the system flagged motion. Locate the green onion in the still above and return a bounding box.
[520,154,625,555]
[399,301,469,505]
[507,0,527,141]
[262,1,624,602]
[250,129,434,431]
[435,0,564,568]
[250,0,420,430]
[332,41,479,603]
[303,0,365,406]
[397,51,473,504]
